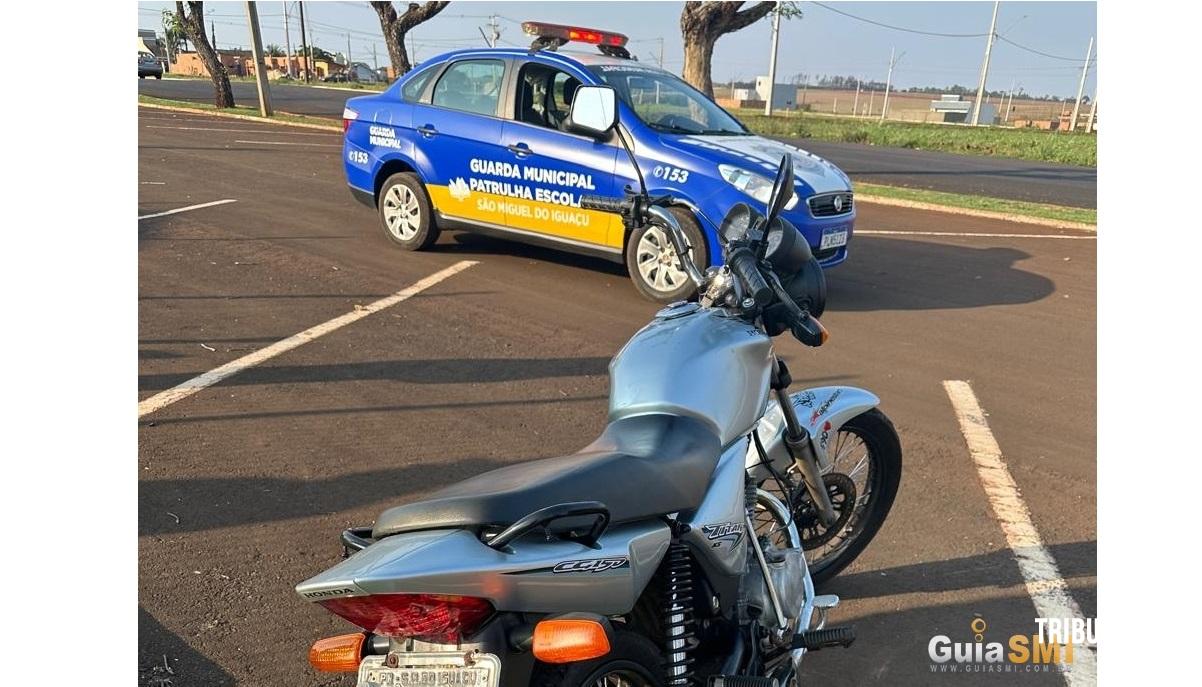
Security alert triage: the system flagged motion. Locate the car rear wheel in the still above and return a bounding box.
[625,207,707,303]
[377,172,439,251]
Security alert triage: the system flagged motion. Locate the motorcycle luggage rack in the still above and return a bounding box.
[341,526,375,556]
[486,501,611,552]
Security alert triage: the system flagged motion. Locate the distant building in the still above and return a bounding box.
[138,29,161,56]
[754,75,796,110]
[172,50,346,80]
[929,94,996,124]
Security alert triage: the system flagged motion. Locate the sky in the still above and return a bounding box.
[137,1,1097,99]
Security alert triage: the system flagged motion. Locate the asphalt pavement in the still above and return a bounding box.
[137,108,1096,686]
[138,78,1097,209]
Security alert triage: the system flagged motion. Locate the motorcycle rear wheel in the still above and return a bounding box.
[759,408,902,586]
[530,629,664,687]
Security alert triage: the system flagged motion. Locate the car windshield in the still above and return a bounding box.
[586,65,749,136]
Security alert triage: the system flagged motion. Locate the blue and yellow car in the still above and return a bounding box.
[343,22,854,302]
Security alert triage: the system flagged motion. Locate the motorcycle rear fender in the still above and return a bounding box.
[747,386,880,475]
[295,520,671,616]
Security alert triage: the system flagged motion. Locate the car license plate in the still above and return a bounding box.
[820,228,849,250]
[358,652,500,687]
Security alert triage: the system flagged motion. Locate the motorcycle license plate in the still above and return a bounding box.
[820,227,849,250]
[357,652,500,687]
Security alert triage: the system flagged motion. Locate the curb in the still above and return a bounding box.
[137,102,341,132]
[854,193,1097,232]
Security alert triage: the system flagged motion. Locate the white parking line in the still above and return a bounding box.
[137,261,479,418]
[145,125,339,137]
[138,199,237,220]
[233,139,343,147]
[942,380,1096,685]
[858,230,1095,240]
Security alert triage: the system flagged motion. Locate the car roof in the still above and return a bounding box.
[430,47,669,72]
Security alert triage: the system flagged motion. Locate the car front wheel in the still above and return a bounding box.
[625,206,707,303]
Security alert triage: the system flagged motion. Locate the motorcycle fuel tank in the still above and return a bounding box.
[609,303,774,445]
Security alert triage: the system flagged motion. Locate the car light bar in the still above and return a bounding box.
[522,21,628,47]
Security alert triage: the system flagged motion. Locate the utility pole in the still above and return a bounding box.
[282,2,293,78]
[971,0,1000,126]
[880,47,902,123]
[853,79,861,118]
[298,1,310,83]
[764,4,781,116]
[347,33,353,74]
[867,89,875,117]
[1085,95,1097,133]
[244,2,273,116]
[372,44,378,72]
[1003,78,1015,123]
[211,20,217,51]
[1069,36,1094,131]
[308,14,317,78]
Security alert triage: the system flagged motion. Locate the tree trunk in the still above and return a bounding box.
[682,30,717,98]
[371,2,450,78]
[680,1,779,99]
[176,2,233,108]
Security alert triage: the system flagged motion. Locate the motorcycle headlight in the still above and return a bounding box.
[718,165,798,210]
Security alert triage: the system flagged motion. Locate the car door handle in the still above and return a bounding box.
[507,143,532,158]
[417,125,438,138]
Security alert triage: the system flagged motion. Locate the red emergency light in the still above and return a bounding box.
[522,21,629,48]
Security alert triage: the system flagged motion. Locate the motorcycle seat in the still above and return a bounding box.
[372,413,723,539]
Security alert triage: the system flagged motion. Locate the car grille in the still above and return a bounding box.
[808,192,854,218]
[814,247,840,261]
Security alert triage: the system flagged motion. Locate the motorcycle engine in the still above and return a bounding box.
[746,540,808,633]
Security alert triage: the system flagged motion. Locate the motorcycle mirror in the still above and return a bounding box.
[566,85,618,138]
[764,154,795,225]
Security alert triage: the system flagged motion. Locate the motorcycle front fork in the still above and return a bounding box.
[771,358,838,527]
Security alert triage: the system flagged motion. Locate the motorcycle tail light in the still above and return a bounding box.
[318,594,494,642]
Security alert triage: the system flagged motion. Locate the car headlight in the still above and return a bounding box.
[718,165,798,210]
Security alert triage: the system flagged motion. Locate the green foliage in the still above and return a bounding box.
[735,111,1096,167]
[854,182,1096,225]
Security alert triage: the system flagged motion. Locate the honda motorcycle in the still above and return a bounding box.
[297,85,901,687]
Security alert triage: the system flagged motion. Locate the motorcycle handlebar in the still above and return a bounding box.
[727,248,772,307]
[579,194,631,214]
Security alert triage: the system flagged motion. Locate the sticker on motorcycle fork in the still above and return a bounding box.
[357,651,500,687]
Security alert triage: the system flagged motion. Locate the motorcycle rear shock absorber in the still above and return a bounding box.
[664,542,697,686]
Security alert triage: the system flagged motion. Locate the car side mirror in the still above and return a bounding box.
[567,85,618,138]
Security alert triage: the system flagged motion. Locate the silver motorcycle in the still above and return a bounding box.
[297,85,901,687]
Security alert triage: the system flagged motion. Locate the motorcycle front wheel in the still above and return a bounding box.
[758,407,902,586]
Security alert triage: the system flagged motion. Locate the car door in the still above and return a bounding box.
[409,58,511,229]
[498,62,622,252]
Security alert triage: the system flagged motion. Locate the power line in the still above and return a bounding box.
[996,34,1094,62]
[809,1,989,38]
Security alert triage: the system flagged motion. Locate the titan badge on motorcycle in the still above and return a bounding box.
[297,85,902,687]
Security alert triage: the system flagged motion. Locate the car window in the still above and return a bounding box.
[431,60,505,116]
[514,63,582,132]
[588,65,748,136]
[401,64,438,102]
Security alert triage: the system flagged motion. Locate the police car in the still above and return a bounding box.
[342,22,855,302]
